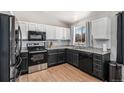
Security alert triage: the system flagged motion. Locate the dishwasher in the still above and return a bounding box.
[79,52,93,74]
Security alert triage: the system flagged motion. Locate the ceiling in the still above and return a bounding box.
[41,11,91,24]
[13,11,92,27]
[13,11,117,27]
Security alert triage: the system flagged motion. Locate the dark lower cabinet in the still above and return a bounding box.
[66,49,79,67]
[48,48,110,81]
[48,49,65,67]
[79,52,93,74]
[66,49,73,64]
[72,53,79,67]
[20,52,28,74]
[57,51,65,64]
[93,53,110,81]
[48,53,58,66]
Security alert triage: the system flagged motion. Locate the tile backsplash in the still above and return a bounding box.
[47,40,70,47]
[21,40,70,50]
[93,39,111,49]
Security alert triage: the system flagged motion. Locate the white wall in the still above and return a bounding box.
[21,40,70,50]
[110,15,117,61]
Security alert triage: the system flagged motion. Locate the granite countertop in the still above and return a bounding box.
[21,46,110,55]
[47,46,111,55]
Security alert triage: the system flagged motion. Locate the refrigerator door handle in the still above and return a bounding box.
[15,68,22,81]
[16,56,22,68]
[14,25,22,68]
[18,25,22,55]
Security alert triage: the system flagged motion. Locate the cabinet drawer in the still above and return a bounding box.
[57,49,65,53]
[48,54,58,66]
[93,59,103,65]
[48,50,58,54]
[93,63,102,70]
[93,69,103,79]
[93,54,103,60]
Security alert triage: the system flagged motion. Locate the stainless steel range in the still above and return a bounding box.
[27,42,48,73]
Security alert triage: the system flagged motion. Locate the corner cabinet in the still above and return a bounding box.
[66,49,79,67]
[92,17,111,39]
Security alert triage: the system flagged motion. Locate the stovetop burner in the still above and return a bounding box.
[27,42,46,52]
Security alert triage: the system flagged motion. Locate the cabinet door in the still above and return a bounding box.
[36,24,45,32]
[18,21,28,39]
[92,17,110,39]
[57,49,65,64]
[55,27,63,40]
[79,52,93,74]
[62,28,67,40]
[28,23,37,31]
[46,25,56,40]
[73,53,79,67]
[20,53,28,74]
[65,28,71,40]
[20,58,28,72]
[48,50,58,66]
[66,49,73,65]
[57,52,65,64]
[48,54,58,66]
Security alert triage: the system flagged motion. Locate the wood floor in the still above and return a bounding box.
[18,63,101,82]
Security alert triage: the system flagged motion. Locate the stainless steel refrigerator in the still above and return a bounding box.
[0,13,22,82]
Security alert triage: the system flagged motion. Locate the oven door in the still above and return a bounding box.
[28,51,47,66]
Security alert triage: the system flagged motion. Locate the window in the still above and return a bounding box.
[74,26,86,45]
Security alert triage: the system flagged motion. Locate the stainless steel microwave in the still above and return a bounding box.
[28,31,46,41]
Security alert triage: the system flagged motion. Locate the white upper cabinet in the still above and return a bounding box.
[28,22,37,31]
[62,28,66,40]
[36,24,45,32]
[65,28,71,40]
[92,17,111,39]
[45,25,56,40]
[56,27,71,40]
[56,27,64,40]
[15,21,71,40]
[17,21,28,39]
